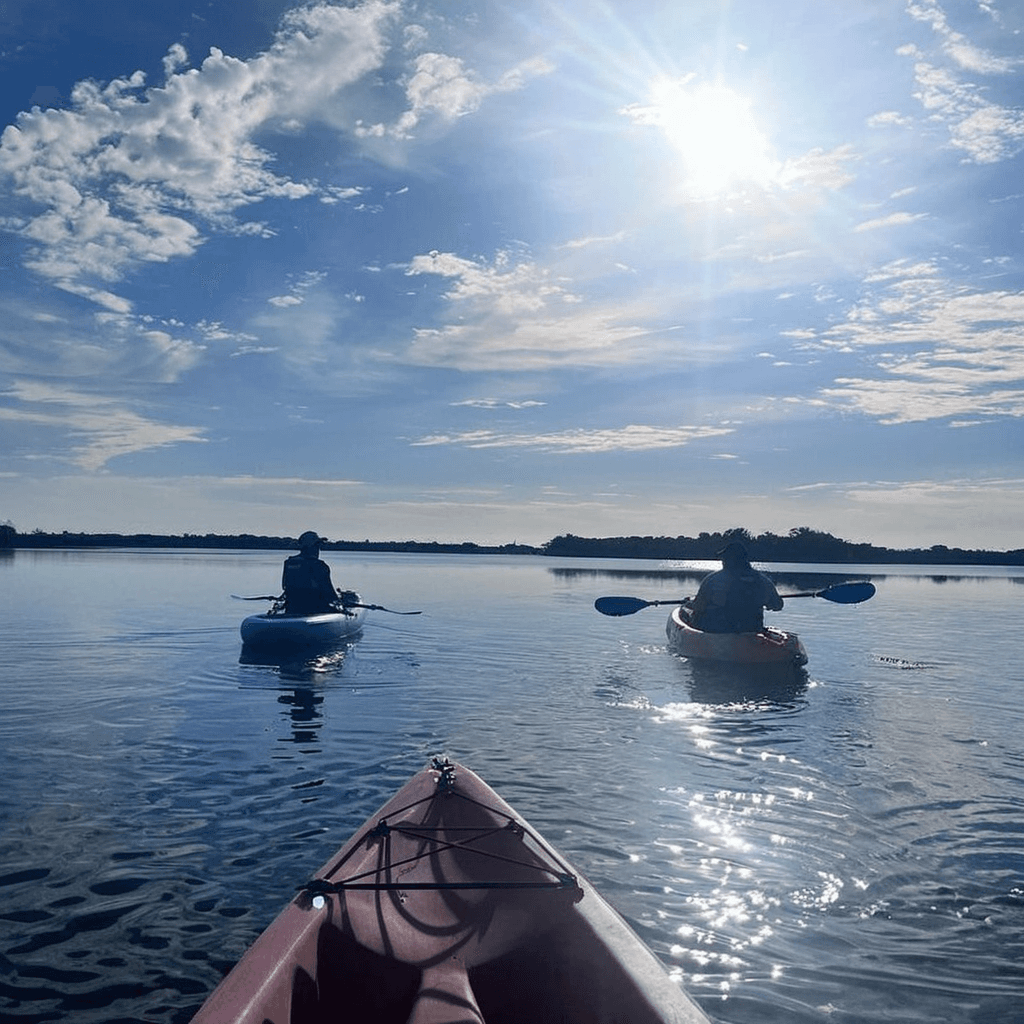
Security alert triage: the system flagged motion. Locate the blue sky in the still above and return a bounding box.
[1,0,1023,549]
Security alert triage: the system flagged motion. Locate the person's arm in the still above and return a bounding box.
[688,577,712,618]
[763,575,784,611]
[316,560,338,604]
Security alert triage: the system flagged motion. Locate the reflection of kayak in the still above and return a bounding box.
[240,600,366,648]
[190,758,711,1024]
[667,606,808,666]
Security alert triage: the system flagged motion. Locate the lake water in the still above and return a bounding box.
[1,548,1023,1023]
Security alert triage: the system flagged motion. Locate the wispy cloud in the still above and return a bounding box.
[810,259,1024,423]
[0,380,206,469]
[900,0,1024,163]
[853,211,928,232]
[403,248,681,370]
[0,295,206,383]
[267,270,327,308]
[410,424,734,453]
[450,398,547,409]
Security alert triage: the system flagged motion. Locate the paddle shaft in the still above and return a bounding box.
[595,580,874,616]
[231,594,421,614]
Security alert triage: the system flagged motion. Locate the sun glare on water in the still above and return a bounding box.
[630,76,778,200]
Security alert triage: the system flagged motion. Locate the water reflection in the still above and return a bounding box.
[239,635,358,683]
[683,659,809,708]
[277,688,324,748]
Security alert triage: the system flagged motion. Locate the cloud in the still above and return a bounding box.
[0,1,398,299]
[558,232,626,250]
[775,145,859,191]
[410,424,734,453]
[450,399,547,409]
[906,0,1020,73]
[0,293,206,383]
[266,270,329,309]
[853,211,928,232]
[356,52,553,139]
[901,1,1024,163]
[403,248,685,370]
[867,110,914,128]
[0,380,206,469]
[811,260,1024,423]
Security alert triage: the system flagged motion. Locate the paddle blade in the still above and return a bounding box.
[594,596,650,616]
[351,603,422,615]
[818,581,876,604]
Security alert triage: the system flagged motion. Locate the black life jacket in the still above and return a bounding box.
[700,572,766,633]
[721,573,766,632]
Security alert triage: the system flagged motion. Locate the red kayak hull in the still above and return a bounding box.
[191,759,711,1024]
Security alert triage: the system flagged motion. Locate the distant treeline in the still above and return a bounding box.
[542,528,1024,565]
[1,523,1022,565]
[0,525,537,556]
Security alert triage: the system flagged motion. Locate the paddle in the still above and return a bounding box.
[230,595,422,615]
[594,580,875,617]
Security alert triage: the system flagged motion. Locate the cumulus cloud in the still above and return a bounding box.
[0,380,206,469]
[356,52,553,138]
[410,424,734,453]
[0,1,397,300]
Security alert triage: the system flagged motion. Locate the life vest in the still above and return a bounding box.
[700,572,766,633]
[722,573,766,632]
[282,555,335,614]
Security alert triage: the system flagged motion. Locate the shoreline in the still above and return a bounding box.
[3,530,1023,567]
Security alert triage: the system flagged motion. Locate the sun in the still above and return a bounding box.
[632,76,778,199]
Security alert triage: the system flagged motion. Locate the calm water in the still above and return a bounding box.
[1,549,1023,1023]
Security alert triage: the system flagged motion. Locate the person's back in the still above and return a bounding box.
[689,542,783,633]
[282,531,338,615]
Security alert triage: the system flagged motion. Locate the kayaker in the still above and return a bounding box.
[686,541,783,633]
[281,530,341,615]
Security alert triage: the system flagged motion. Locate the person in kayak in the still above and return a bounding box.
[685,541,784,633]
[281,531,342,615]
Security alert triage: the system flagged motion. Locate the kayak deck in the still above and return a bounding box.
[191,759,710,1024]
[667,605,808,666]
[239,600,367,648]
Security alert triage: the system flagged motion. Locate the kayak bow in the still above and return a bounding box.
[190,758,711,1024]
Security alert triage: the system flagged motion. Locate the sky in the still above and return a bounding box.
[1,0,1023,550]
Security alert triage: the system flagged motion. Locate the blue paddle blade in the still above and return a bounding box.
[595,596,651,616]
[819,581,875,604]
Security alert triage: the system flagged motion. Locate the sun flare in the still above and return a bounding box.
[631,76,778,199]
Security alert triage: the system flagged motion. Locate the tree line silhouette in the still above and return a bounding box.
[541,527,1024,565]
[2,521,1021,565]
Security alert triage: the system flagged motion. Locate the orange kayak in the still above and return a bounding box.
[191,758,711,1024]
[667,606,808,666]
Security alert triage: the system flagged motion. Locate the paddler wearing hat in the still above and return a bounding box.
[281,530,343,615]
[685,541,784,634]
